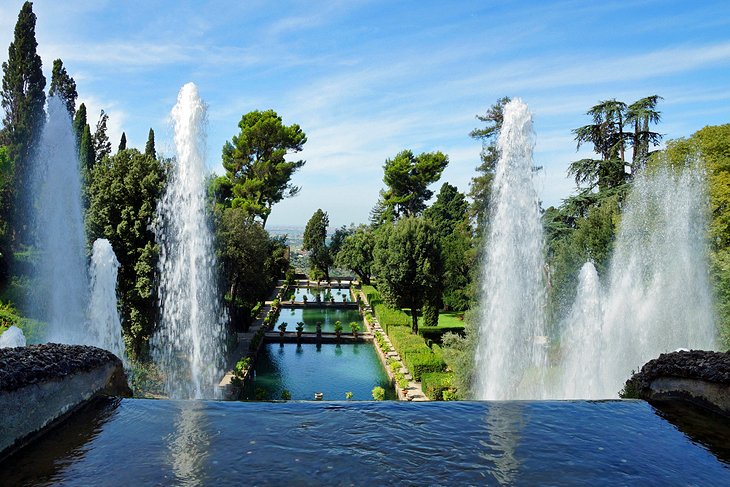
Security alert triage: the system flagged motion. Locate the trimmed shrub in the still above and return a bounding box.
[403,352,445,381]
[421,372,454,400]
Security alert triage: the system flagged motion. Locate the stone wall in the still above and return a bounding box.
[623,350,730,416]
[0,344,131,459]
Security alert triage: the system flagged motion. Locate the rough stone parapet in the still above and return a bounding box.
[0,343,130,394]
[624,350,730,416]
[0,343,131,459]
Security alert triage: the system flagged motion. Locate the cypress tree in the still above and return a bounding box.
[48,58,77,117]
[73,102,87,148]
[80,124,94,173]
[144,128,155,159]
[118,132,127,152]
[0,1,46,244]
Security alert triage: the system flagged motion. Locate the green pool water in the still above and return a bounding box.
[276,306,363,333]
[245,343,395,401]
[287,287,351,303]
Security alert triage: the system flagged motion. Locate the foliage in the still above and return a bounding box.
[371,386,385,401]
[281,389,291,400]
[440,308,479,399]
[216,207,283,328]
[118,132,127,152]
[424,182,469,238]
[421,372,455,400]
[349,321,360,334]
[373,149,448,224]
[335,225,374,284]
[334,320,343,333]
[145,128,156,159]
[1,1,46,246]
[569,96,662,192]
[468,96,509,231]
[48,58,77,116]
[373,217,443,333]
[403,351,445,381]
[303,208,331,280]
[93,109,112,164]
[85,148,166,359]
[221,109,306,226]
[345,391,353,400]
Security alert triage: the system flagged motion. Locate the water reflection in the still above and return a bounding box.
[0,397,120,485]
[167,402,212,486]
[479,402,525,485]
[651,401,730,464]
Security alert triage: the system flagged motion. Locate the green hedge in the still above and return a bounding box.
[403,352,446,381]
[363,285,410,328]
[418,325,465,344]
[421,372,455,400]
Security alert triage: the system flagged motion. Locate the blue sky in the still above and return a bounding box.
[1,0,729,226]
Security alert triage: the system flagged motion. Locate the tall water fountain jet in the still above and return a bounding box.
[474,99,547,400]
[557,262,604,398]
[30,96,89,344]
[558,162,716,398]
[152,83,225,399]
[88,238,127,366]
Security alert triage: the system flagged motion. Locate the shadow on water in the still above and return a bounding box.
[650,400,730,465]
[0,396,121,485]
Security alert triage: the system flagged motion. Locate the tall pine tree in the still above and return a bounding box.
[48,58,77,117]
[0,1,46,245]
[118,132,127,152]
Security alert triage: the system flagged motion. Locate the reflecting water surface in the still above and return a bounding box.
[2,400,729,486]
[247,343,394,401]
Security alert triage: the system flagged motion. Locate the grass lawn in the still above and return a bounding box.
[403,309,466,330]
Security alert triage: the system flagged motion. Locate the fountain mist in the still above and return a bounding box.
[30,96,89,344]
[558,163,716,398]
[152,83,225,399]
[474,99,547,400]
[88,238,127,366]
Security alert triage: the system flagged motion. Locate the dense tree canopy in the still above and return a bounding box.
[303,208,331,281]
[373,217,443,333]
[86,148,167,359]
[221,109,306,226]
[373,149,448,224]
[335,225,374,284]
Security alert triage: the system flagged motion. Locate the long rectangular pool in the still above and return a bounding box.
[245,342,394,401]
[275,306,363,333]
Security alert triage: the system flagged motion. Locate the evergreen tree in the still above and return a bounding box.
[93,109,112,164]
[303,209,331,281]
[335,225,374,284]
[373,217,443,333]
[79,124,94,173]
[0,1,46,245]
[144,128,156,159]
[423,183,469,238]
[221,109,306,227]
[373,149,448,224]
[468,96,510,231]
[48,58,77,117]
[73,103,87,148]
[118,132,127,152]
[86,148,167,358]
